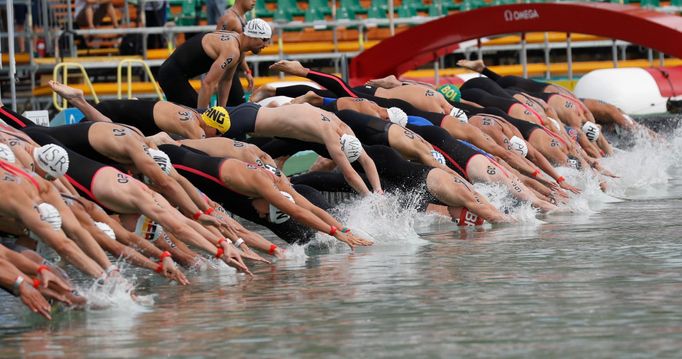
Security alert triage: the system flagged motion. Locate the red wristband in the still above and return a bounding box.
[557,176,566,183]
[36,265,49,275]
[215,247,224,259]
[329,226,338,236]
[204,207,215,215]
[158,250,171,261]
[268,244,277,255]
[192,211,203,220]
[155,262,164,273]
[33,278,41,289]
[217,238,226,247]
[532,170,541,177]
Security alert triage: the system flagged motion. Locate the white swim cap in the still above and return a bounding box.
[582,121,601,142]
[269,191,295,224]
[340,134,363,163]
[134,215,163,242]
[0,143,16,163]
[37,203,62,231]
[244,18,272,39]
[431,150,446,165]
[146,148,172,175]
[449,107,468,123]
[387,107,408,127]
[509,136,529,157]
[94,221,116,241]
[33,144,69,179]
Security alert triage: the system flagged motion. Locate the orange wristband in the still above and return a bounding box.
[268,244,277,255]
[329,226,338,236]
[36,265,49,275]
[215,247,224,259]
[204,207,215,215]
[32,278,41,289]
[192,211,202,220]
[532,170,541,177]
[557,176,566,183]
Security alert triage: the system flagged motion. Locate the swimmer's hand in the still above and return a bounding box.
[221,242,253,276]
[239,245,271,264]
[210,213,243,241]
[245,71,254,92]
[18,282,53,320]
[334,231,373,250]
[600,169,619,178]
[197,213,223,229]
[37,267,72,293]
[38,286,72,306]
[559,180,581,194]
[160,257,190,285]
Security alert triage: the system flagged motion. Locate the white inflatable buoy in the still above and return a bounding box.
[574,68,667,115]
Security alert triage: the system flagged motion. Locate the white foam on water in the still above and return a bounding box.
[601,123,682,199]
[301,191,429,252]
[76,261,154,313]
[472,182,542,225]
[335,191,427,244]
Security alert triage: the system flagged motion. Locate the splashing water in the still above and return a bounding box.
[601,123,682,199]
[335,191,427,244]
[76,261,154,313]
[472,182,543,224]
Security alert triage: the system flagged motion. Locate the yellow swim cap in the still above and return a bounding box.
[201,106,231,134]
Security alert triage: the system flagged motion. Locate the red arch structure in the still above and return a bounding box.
[349,3,682,86]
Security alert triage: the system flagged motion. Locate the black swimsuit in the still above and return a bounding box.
[405,124,486,179]
[26,122,118,166]
[223,102,261,140]
[291,145,441,210]
[0,106,37,129]
[94,100,161,136]
[158,32,215,107]
[335,110,391,147]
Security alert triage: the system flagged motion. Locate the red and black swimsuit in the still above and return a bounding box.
[22,129,116,212]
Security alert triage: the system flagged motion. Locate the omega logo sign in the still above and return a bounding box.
[504,9,540,21]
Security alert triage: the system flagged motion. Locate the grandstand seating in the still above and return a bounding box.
[6,0,682,111]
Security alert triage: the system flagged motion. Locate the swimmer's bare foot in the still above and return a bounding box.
[456,59,485,73]
[249,84,276,103]
[366,75,402,89]
[291,91,324,106]
[269,60,309,77]
[49,80,85,101]
[146,132,177,146]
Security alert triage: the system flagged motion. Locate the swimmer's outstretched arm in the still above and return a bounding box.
[0,258,52,320]
[0,244,73,295]
[258,176,371,248]
[324,141,373,196]
[42,184,115,271]
[11,194,105,278]
[356,152,383,194]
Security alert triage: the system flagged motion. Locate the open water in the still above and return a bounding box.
[1,123,681,358]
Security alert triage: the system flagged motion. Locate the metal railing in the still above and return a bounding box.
[116,58,163,100]
[52,61,99,110]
